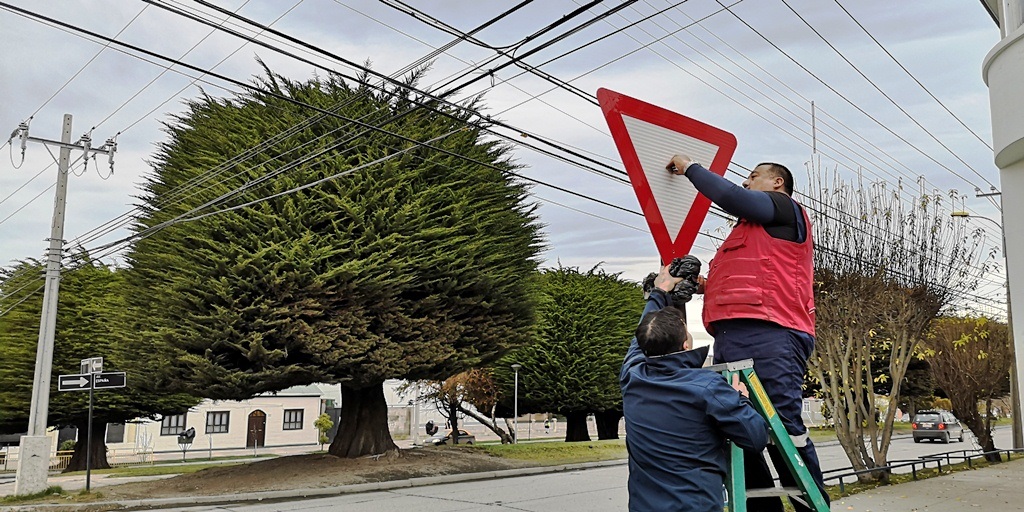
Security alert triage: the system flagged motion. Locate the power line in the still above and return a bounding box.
[714,0,998,199]
[69,1,586,250]
[90,2,1007,290]
[14,1,572,263]
[830,0,992,152]
[777,0,996,189]
[634,0,966,203]
[27,5,150,118]
[4,2,1003,309]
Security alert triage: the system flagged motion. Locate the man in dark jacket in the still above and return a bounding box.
[621,265,769,512]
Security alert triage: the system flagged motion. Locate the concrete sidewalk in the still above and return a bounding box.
[830,457,1024,511]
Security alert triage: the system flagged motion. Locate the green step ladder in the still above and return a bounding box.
[705,359,830,512]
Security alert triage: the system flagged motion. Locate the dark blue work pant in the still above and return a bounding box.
[712,319,828,512]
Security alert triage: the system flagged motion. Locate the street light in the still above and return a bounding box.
[951,211,1002,231]
[511,364,522,444]
[951,211,1022,449]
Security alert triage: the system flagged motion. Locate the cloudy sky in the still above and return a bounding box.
[0,0,1006,342]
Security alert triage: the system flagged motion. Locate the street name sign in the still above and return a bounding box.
[92,372,126,390]
[597,88,737,264]
[58,373,92,392]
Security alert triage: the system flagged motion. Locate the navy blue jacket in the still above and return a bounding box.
[620,291,769,511]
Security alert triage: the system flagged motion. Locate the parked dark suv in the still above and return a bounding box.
[912,410,965,443]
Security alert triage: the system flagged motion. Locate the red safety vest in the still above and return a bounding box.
[702,202,815,336]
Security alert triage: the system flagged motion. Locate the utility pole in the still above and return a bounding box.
[12,114,116,496]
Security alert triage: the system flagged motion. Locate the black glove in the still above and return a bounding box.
[668,255,702,304]
[641,272,658,300]
[670,278,699,304]
[668,255,701,279]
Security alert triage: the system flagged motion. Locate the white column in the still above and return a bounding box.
[985,13,1024,450]
[1003,0,1023,34]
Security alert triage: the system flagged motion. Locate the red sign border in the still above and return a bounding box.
[597,88,737,264]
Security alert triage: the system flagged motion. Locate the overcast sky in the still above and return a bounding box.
[0,0,1006,343]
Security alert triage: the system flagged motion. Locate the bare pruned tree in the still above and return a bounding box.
[807,167,993,482]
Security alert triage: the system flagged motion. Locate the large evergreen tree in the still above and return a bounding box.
[495,266,639,442]
[0,258,198,471]
[127,67,543,457]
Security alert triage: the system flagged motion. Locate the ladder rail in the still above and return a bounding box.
[722,366,830,512]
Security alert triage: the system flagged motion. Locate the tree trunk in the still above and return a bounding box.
[504,417,517,442]
[63,419,109,472]
[978,397,1001,462]
[449,400,460,445]
[563,411,591,442]
[328,383,398,458]
[460,404,514,444]
[594,410,622,440]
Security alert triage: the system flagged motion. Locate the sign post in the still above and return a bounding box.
[597,88,738,263]
[177,427,196,462]
[57,358,126,491]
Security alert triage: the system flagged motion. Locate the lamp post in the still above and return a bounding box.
[411,383,420,447]
[951,211,1022,449]
[511,364,522,444]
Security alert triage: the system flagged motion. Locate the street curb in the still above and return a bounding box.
[0,459,628,511]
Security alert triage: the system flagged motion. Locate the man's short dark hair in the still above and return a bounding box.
[757,162,794,195]
[635,306,687,357]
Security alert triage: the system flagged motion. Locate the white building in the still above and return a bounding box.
[106,385,325,455]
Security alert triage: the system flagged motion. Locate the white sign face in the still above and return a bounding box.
[621,114,721,245]
[598,88,737,264]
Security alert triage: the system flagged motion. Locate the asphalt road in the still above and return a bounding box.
[164,427,1013,512]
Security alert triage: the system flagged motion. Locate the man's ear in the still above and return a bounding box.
[683,330,693,351]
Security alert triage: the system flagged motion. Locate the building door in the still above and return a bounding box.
[247,410,266,448]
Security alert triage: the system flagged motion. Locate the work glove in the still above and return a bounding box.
[642,272,658,300]
[668,255,702,304]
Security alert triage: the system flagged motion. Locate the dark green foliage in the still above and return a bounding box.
[0,258,199,468]
[127,67,543,455]
[496,266,640,441]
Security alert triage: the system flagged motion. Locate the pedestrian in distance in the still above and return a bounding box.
[621,264,769,512]
[666,155,828,511]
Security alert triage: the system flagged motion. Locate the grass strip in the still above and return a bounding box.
[474,439,627,465]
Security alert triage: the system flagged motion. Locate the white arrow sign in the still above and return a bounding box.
[58,373,93,392]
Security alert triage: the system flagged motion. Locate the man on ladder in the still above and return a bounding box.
[667,155,829,511]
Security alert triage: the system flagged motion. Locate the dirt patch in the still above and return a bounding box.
[100,447,533,500]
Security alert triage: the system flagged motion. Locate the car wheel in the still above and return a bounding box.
[942,432,950,444]
[914,437,922,443]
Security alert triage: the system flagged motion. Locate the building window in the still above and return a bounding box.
[160,414,187,436]
[106,423,125,444]
[283,409,304,430]
[206,411,230,434]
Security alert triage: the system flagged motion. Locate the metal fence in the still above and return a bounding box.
[823,447,1024,493]
[0,449,156,473]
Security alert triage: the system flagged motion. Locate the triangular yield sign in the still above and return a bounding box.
[598,88,737,265]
